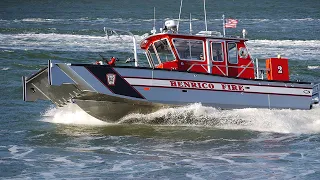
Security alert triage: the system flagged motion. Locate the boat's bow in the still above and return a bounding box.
[22,65,81,107]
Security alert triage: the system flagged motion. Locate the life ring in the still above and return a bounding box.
[238,47,248,59]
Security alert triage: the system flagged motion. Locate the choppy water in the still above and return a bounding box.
[1,0,320,179]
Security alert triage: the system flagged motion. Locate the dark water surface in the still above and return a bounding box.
[1,0,320,179]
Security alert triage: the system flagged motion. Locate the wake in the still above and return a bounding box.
[41,103,320,134]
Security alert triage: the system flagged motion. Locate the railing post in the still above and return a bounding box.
[133,36,138,67]
[206,39,212,73]
[255,58,259,79]
[104,27,139,67]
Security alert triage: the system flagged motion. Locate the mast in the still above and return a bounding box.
[177,0,183,33]
[222,14,226,37]
[189,13,192,34]
[153,7,156,29]
[204,0,208,31]
[151,7,156,34]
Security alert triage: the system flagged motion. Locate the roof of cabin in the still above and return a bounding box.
[140,33,248,49]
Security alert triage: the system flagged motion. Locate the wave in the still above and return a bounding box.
[0,33,145,53]
[0,33,319,61]
[42,104,109,126]
[42,103,320,134]
[21,18,62,23]
[0,17,318,24]
[242,18,319,21]
[308,66,320,70]
[246,40,320,60]
[119,103,320,134]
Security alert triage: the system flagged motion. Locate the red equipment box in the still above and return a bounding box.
[266,57,289,81]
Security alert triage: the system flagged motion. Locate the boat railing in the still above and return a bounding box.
[254,58,269,80]
[103,27,138,67]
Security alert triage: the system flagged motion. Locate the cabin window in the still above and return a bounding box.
[146,44,160,66]
[153,39,175,62]
[228,42,238,64]
[172,38,204,61]
[145,51,155,68]
[211,42,224,62]
[146,39,175,65]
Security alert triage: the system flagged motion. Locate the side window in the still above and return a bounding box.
[228,42,238,64]
[172,39,204,61]
[153,39,175,62]
[211,42,224,62]
[147,44,160,65]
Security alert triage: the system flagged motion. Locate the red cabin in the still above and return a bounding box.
[140,33,255,79]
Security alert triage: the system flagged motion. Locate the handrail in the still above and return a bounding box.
[103,27,138,67]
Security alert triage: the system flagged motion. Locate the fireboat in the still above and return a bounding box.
[22,6,320,122]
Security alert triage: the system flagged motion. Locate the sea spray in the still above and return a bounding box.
[42,104,108,126]
[42,103,320,134]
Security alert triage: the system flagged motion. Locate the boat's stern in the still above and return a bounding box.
[312,83,320,105]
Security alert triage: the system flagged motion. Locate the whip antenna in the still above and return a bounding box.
[204,0,208,31]
[177,0,183,32]
[189,13,193,34]
[151,7,156,34]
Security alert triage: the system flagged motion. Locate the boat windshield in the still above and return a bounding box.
[146,39,175,65]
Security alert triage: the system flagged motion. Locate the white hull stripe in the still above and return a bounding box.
[124,78,312,97]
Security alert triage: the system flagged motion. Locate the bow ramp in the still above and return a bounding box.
[22,60,91,107]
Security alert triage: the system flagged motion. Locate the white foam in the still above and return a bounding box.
[308,66,320,70]
[52,156,86,168]
[39,100,320,134]
[120,103,320,134]
[21,18,52,22]
[1,67,10,71]
[110,160,134,172]
[8,145,34,159]
[0,33,145,53]
[0,32,319,61]
[186,173,207,180]
[41,104,109,126]
[2,49,14,52]
[246,40,320,60]
[39,172,56,179]
[53,156,73,164]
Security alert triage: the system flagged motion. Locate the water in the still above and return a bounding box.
[1,0,320,179]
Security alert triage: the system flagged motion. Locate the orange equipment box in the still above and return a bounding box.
[266,57,289,81]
